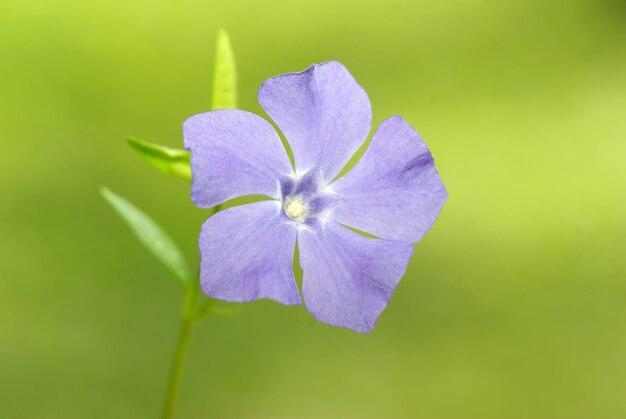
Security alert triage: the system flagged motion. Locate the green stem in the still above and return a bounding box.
[161,204,222,418]
[161,294,196,419]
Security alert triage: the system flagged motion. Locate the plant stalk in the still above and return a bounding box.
[161,205,220,418]
[161,293,196,419]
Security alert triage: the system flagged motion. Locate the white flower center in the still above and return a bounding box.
[284,196,308,222]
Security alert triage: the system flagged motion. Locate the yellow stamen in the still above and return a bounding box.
[284,197,308,222]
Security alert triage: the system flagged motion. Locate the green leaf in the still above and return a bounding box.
[100,187,192,289]
[211,29,237,110]
[209,301,243,316]
[127,137,191,180]
[195,298,243,320]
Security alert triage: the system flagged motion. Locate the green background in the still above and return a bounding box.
[1,0,625,417]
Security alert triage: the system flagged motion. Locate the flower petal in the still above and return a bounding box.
[199,201,300,305]
[330,116,447,243]
[258,61,372,182]
[183,110,294,208]
[298,220,413,333]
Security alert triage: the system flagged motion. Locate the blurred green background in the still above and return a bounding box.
[1,0,625,417]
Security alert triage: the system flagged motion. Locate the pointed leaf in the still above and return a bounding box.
[100,187,192,289]
[209,301,243,316]
[127,137,191,180]
[195,298,243,319]
[211,29,237,109]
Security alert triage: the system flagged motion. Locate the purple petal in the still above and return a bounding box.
[258,61,372,182]
[183,110,294,208]
[330,116,447,243]
[199,201,300,305]
[298,220,413,333]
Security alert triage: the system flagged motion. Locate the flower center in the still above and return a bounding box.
[283,196,308,222]
[280,168,336,224]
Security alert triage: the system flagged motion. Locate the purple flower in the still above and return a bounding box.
[183,62,447,333]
